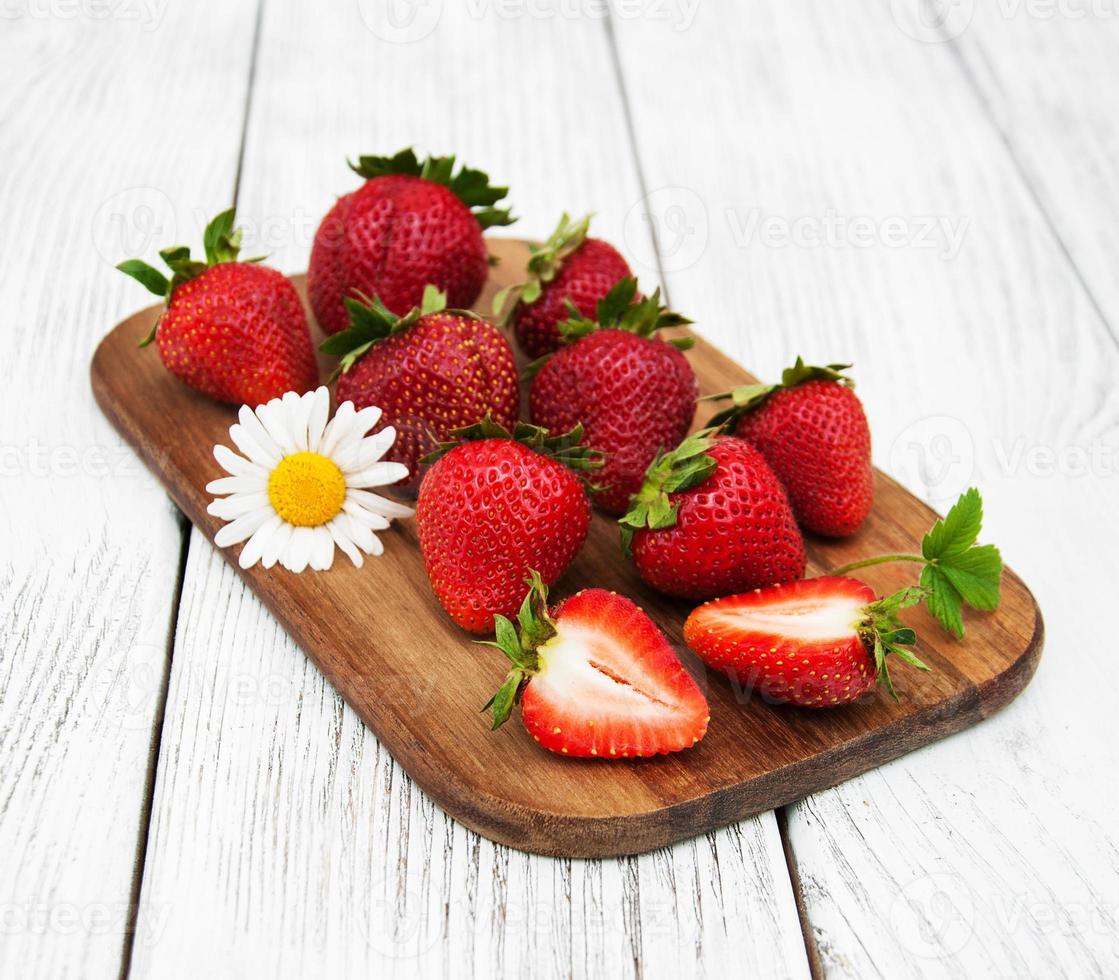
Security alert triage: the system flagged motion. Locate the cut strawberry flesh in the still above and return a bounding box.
[520,589,709,758]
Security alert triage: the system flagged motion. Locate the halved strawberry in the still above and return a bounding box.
[684,576,931,707]
[482,574,709,757]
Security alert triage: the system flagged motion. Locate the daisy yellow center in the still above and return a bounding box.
[267,452,346,527]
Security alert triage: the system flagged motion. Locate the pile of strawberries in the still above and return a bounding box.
[119,149,1003,761]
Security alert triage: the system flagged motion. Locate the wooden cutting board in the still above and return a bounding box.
[91,238,1043,858]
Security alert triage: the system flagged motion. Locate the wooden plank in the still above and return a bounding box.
[92,256,1043,852]
[126,3,810,976]
[610,1,1119,973]
[0,4,258,979]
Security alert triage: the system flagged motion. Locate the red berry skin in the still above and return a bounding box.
[684,577,877,708]
[335,313,519,495]
[416,440,591,634]
[156,263,318,406]
[530,330,697,514]
[512,239,632,359]
[632,437,806,600]
[734,381,873,537]
[308,175,488,335]
[521,589,709,758]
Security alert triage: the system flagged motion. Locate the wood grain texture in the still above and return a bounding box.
[91,243,1042,860]
[122,4,811,977]
[611,2,1119,974]
[0,4,256,978]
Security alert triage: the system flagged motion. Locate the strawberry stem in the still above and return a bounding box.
[830,553,925,575]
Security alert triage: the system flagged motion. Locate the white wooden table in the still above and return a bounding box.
[2,2,1117,976]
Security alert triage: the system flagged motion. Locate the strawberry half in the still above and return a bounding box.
[482,573,709,757]
[705,358,874,537]
[685,577,931,707]
[321,286,519,494]
[492,213,634,359]
[117,208,318,406]
[309,148,515,334]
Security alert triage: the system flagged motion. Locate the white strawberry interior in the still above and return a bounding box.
[534,623,680,718]
[710,594,864,642]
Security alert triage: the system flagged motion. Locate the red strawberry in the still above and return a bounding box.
[619,431,806,600]
[416,420,600,634]
[482,573,709,757]
[493,213,634,359]
[706,359,873,537]
[322,286,519,494]
[117,208,318,405]
[684,577,932,707]
[308,149,514,335]
[529,278,697,514]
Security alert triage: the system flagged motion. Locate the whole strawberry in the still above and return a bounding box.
[619,431,806,600]
[117,209,318,405]
[308,149,515,334]
[529,278,697,514]
[321,286,519,494]
[416,420,600,634]
[706,359,873,537]
[482,573,709,758]
[493,213,634,359]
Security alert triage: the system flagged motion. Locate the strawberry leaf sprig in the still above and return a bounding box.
[833,488,1003,638]
[421,416,605,474]
[618,428,718,551]
[492,212,591,323]
[859,587,932,701]
[117,207,263,345]
[320,283,450,375]
[477,571,556,728]
[703,357,854,430]
[350,148,516,230]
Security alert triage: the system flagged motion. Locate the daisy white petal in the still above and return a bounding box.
[256,399,298,456]
[344,427,397,473]
[229,423,281,469]
[214,508,271,548]
[238,515,284,569]
[309,526,335,571]
[351,404,384,437]
[327,518,363,568]
[283,525,314,573]
[345,489,415,520]
[287,390,315,452]
[262,521,293,570]
[306,387,331,453]
[214,444,267,479]
[238,403,284,462]
[205,475,266,496]
[346,461,410,488]
[319,401,357,458]
[207,492,270,521]
[342,498,391,530]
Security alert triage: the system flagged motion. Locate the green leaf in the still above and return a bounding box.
[922,487,983,560]
[921,564,964,638]
[938,544,1003,611]
[116,259,169,298]
[487,669,524,729]
[420,284,447,315]
[491,614,525,666]
[202,207,239,264]
[702,358,853,429]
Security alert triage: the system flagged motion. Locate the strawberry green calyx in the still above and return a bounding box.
[478,571,556,729]
[319,284,449,374]
[116,208,262,346]
[832,488,1004,639]
[349,148,516,230]
[420,416,605,472]
[492,212,591,322]
[857,587,932,701]
[704,357,854,429]
[618,428,719,551]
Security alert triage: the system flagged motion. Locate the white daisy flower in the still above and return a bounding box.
[206,387,413,573]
